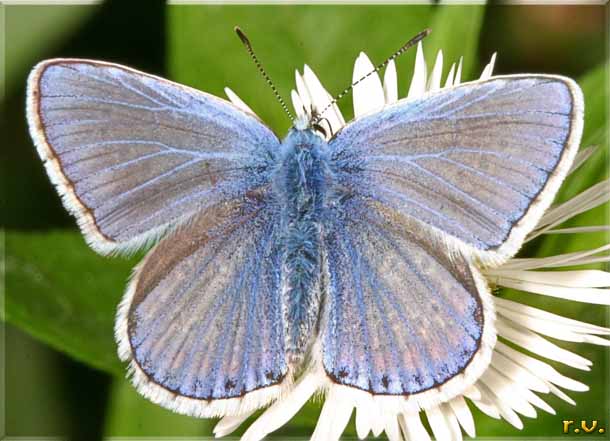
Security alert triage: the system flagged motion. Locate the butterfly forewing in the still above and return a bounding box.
[329,75,583,262]
[27,59,279,254]
[116,197,288,415]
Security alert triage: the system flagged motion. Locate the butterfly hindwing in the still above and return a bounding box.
[27,59,279,254]
[115,196,288,417]
[329,75,583,262]
[321,198,495,404]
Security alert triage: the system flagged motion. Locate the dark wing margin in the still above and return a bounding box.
[115,199,288,418]
[320,199,496,410]
[26,59,279,255]
[329,75,584,264]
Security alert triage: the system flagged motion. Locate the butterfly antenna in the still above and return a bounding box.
[313,28,431,125]
[235,26,294,122]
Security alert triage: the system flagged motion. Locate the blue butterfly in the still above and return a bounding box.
[26,30,583,425]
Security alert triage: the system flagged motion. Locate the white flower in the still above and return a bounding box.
[221,43,610,440]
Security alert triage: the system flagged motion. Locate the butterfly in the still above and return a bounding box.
[26,29,583,424]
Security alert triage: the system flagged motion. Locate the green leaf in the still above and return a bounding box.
[580,62,609,148]
[3,5,97,94]
[167,4,487,139]
[103,376,211,436]
[533,61,609,259]
[5,230,137,376]
[426,4,486,81]
[5,325,73,436]
[168,4,442,135]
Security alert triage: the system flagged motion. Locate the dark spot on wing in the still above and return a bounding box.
[381,375,390,389]
[337,368,349,379]
[265,370,282,382]
[224,379,236,391]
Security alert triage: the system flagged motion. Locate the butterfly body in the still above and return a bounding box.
[274,128,331,359]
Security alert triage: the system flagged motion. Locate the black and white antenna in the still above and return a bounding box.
[235,26,294,122]
[313,28,431,125]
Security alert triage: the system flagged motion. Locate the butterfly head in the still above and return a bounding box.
[234,26,430,141]
[293,108,331,139]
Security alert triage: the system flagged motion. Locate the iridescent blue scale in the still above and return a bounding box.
[27,59,581,407]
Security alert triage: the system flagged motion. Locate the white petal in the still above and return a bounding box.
[496,401,524,430]
[454,56,463,85]
[487,52,497,75]
[400,413,431,441]
[528,179,610,240]
[370,401,384,437]
[407,42,427,99]
[241,374,321,441]
[427,50,443,92]
[327,392,355,440]
[463,385,482,401]
[500,244,610,271]
[444,63,456,89]
[384,414,401,441]
[495,341,589,392]
[384,59,398,104]
[583,334,610,345]
[213,410,256,438]
[480,368,537,418]
[291,89,306,119]
[302,64,329,111]
[497,318,592,370]
[494,296,610,335]
[295,70,312,116]
[491,350,550,393]
[569,145,598,175]
[355,399,373,439]
[480,52,497,80]
[475,383,505,415]
[310,387,354,441]
[544,226,610,235]
[224,87,256,116]
[498,307,610,344]
[520,388,556,415]
[492,275,610,305]
[449,396,476,437]
[487,268,610,289]
[310,403,333,441]
[478,382,524,429]
[441,403,462,441]
[548,382,576,405]
[470,397,501,419]
[426,406,452,441]
[302,64,345,133]
[352,52,385,117]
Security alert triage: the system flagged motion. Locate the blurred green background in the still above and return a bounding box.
[2,1,609,440]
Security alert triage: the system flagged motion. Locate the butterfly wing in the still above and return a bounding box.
[27,59,279,254]
[115,195,288,417]
[319,75,582,409]
[321,198,495,410]
[329,75,583,263]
